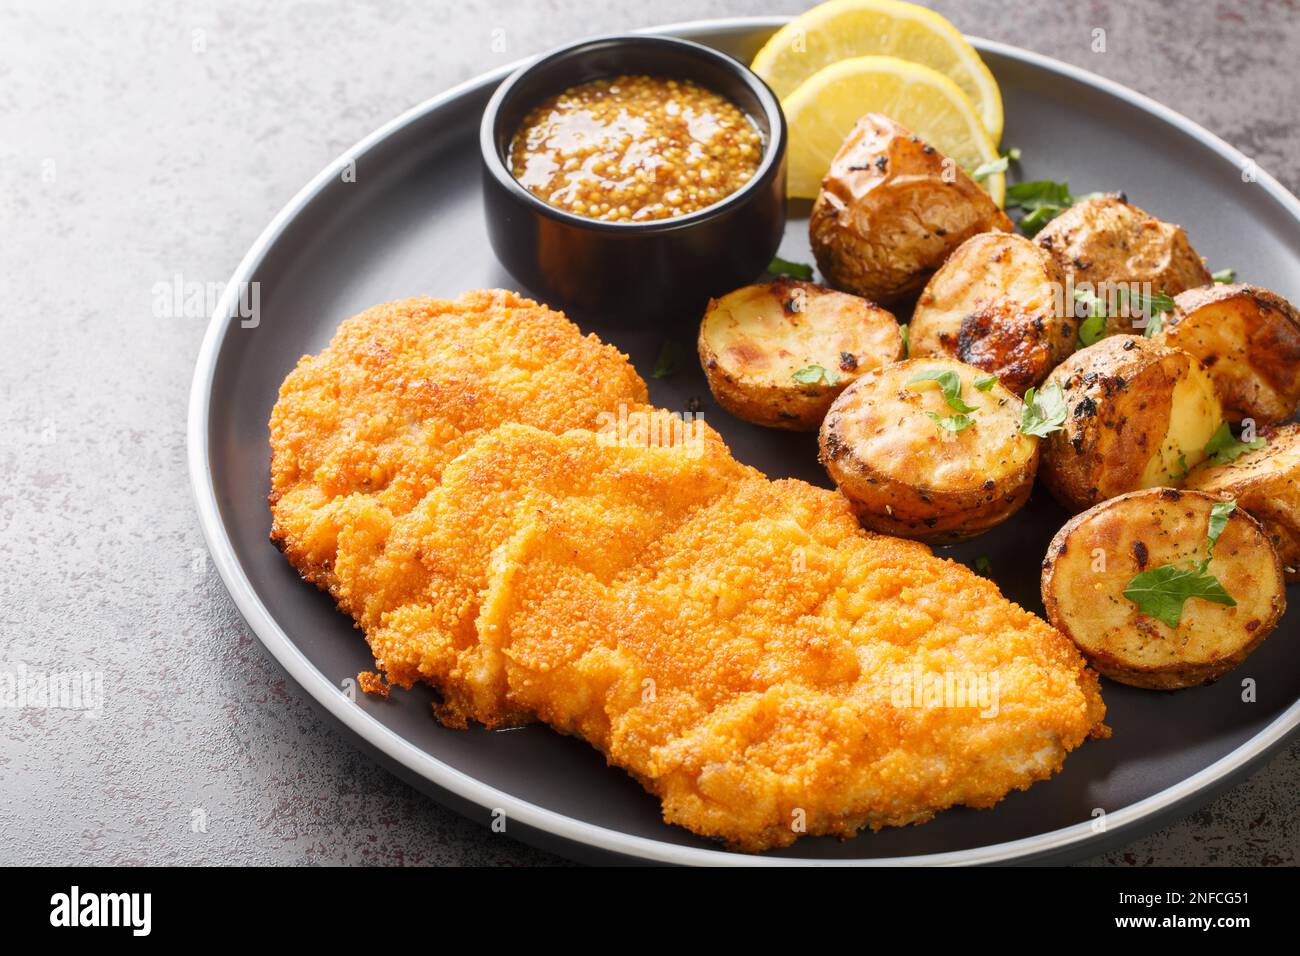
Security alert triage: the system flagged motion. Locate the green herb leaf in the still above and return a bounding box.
[1203,422,1266,465]
[1212,268,1236,284]
[925,411,975,432]
[1005,179,1074,236]
[1125,289,1177,315]
[1073,288,1108,345]
[767,256,814,280]
[1123,563,1237,628]
[1124,498,1240,627]
[1073,287,1104,315]
[1020,381,1068,437]
[970,147,1021,183]
[899,323,910,357]
[1078,312,1107,346]
[974,555,993,576]
[906,370,977,413]
[1005,179,1073,209]
[1207,500,1237,551]
[1116,288,1176,337]
[973,373,999,391]
[652,341,678,379]
[1015,205,1057,236]
[792,364,838,385]
[970,157,1006,182]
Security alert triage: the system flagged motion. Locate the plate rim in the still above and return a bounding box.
[187,15,1300,866]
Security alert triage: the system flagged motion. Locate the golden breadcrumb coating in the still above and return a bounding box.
[269,290,648,595]
[269,291,1106,852]
[341,424,1105,850]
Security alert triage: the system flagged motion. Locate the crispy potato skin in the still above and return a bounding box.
[1186,423,1300,582]
[808,114,1013,305]
[1042,487,1284,689]
[698,279,903,430]
[1036,194,1212,337]
[1153,284,1300,424]
[910,231,1075,394]
[1040,336,1222,512]
[819,357,1038,542]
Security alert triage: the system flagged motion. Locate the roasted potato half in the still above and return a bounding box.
[909,231,1074,395]
[698,279,903,431]
[1040,335,1223,512]
[809,113,1014,306]
[819,357,1038,542]
[1186,423,1300,581]
[1042,487,1284,689]
[1152,283,1300,424]
[1036,193,1212,337]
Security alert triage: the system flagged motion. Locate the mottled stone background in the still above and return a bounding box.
[1,0,1296,866]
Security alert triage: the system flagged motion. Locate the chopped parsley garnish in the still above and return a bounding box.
[792,364,839,385]
[925,411,976,432]
[1123,563,1236,628]
[766,256,814,281]
[1123,500,1239,628]
[1114,288,1176,337]
[974,555,993,576]
[973,373,1000,391]
[899,323,910,357]
[907,371,984,433]
[652,341,678,379]
[1073,288,1108,346]
[1004,179,1074,236]
[1207,500,1236,550]
[906,370,977,413]
[1203,422,1266,465]
[1019,381,1068,437]
[1212,268,1236,284]
[1078,312,1107,346]
[971,147,1021,182]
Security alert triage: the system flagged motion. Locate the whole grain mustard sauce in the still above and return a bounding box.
[509,74,764,223]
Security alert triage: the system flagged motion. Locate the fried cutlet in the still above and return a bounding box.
[269,291,1106,851]
[269,290,648,599]
[335,423,1105,850]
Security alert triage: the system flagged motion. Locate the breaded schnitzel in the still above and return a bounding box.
[347,424,1105,850]
[270,291,1106,851]
[269,290,648,597]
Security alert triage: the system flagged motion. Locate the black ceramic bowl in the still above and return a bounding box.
[480,34,787,325]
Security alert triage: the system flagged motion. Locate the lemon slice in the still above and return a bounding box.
[753,0,1003,142]
[782,55,1004,205]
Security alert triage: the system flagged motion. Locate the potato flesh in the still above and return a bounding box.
[821,358,1037,541]
[1041,336,1224,511]
[1042,488,1284,687]
[1155,285,1300,424]
[830,360,1031,493]
[698,280,904,431]
[1137,362,1221,486]
[1186,423,1300,580]
[703,282,900,387]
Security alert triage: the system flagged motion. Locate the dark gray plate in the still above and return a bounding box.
[188,17,1300,865]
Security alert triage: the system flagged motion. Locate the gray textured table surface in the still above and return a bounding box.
[2,0,1297,866]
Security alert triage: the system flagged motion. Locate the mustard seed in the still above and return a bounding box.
[509,74,764,222]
